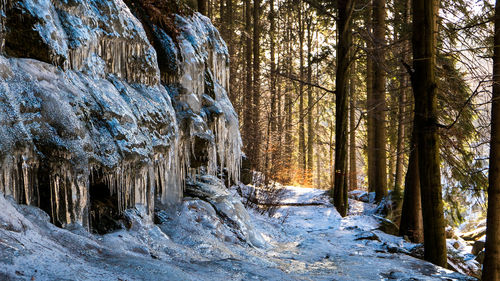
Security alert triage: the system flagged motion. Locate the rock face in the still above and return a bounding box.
[0,0,241,231]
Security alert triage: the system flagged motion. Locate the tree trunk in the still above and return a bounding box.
[333,0,354,217]
[483,0,500,279]
[268,0,277,176]
[284,11,293,182]
[394,0,411,201]
[298,3,306,174]
[365,2,376,193]
[372,0,387,202]
[399,127,423,243]
[412,0,447,267]
[307,15,314,174]
[349,61,357,191]
[242,0,254,166]
[252,0,261,170]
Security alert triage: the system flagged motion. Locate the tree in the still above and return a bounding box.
[242,0,254,167]
[333,0,354,217]
[349,61,357,190]
[307,13,314,174]
[399,129,424,243]
[365,0,376,193]
[298,2,307,173]
[253,0,262,169]
[483,0,500,279]
[372,0,387,202]
[412,0,447,267]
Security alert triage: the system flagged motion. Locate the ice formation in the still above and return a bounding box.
[0,0,242,230]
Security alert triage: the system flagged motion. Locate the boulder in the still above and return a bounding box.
[471,235,486,256]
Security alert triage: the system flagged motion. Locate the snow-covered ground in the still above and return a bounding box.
[0,186,476,280]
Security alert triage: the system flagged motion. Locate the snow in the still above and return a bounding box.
[0,186,477,280]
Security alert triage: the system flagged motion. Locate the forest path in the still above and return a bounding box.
[248,185,476,280]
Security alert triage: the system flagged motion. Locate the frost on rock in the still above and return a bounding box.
[155,13,242,184]
[184,175,266,248]
[0,55,182,228]
[1,0,160,85]
[0,0,242,233]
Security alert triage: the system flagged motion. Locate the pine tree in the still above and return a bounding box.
[412,0,447,267]
[483,0,500,279]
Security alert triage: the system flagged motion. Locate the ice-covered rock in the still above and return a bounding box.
[0,0,242,231]
[185,175,266,248]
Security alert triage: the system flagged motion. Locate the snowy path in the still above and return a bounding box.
[247,186,475,281]
[0,186,477,280]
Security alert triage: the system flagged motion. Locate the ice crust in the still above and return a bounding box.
[0,0,242,228]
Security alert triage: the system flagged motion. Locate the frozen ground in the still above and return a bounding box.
[0,186,476,280]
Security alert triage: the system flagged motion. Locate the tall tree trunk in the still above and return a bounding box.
[242,0,254,166]
[252,0,261,170]
[412,0,447,267]
[483,0,500,279]
[307,15,314,174]
[226,0,236,106]
[394,71,406,199]
[372,0,387,202]
[269,0,277,176]
[284,10,293,182]
[399,127,423,243]
[298,3,306,174]
[365,2,376,193]
[394,0,411,200]
[333,0,354,217]
[349,61,357,191]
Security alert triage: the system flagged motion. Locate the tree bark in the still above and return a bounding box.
[333,0,354,217]
[399,127,423,243]
[365,2,376,193]
[298,3,307,174]
[412,0,447,267]
[372,0,387,202]
[307,15,314,174]
[349,61,357,191]
[483,0,500,279]
[242,0,254,167]
[252,0,261,170]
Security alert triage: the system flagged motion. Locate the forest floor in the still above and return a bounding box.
[0,185,477,280]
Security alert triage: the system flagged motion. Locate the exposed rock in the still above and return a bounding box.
[373,215,399,236]
[471,236,485,256]
[460,226,486,241]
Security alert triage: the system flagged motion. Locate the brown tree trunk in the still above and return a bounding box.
[307,15,314,174]
[365,2,376,193]
[298,3,306,174]
[412,0,447,267]
[268,0,277,176]
[394,0,411,201]
[333,0,354,217]
[399,127,423,243]
[483,0,500,279]
[242,0,254,166]
[252,0,261,170]
[372,0,387,202]
[284,10,293,182]
[349,61,357,191]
